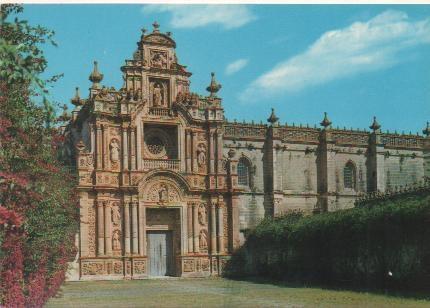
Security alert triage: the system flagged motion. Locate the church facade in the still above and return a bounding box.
[66,23,430,280]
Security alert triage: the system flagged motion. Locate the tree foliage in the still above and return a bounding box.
[0,4,79,307]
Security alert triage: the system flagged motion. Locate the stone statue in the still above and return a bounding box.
[198,204,207,226]
[153,83,163,107]
[197,144,206,167]
[112,230,121,250]
[199,230,208,250]
[111,205,120,226]
[110,139,120,163]
[158,184,168,203]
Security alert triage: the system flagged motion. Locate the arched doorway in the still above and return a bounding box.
[138,173,189,277]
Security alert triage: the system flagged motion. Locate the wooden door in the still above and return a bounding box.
[147,231,173,276]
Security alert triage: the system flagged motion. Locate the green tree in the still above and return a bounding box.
[0,4,79,307]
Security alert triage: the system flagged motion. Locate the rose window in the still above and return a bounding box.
[147,136,165,155]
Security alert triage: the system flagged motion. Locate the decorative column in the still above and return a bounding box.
[104,201,112,255]
[124,201,131,254]
[187,203,193,253]
[217,204,224,254]
[192,131,198,172]
[130,126,136,170]
[102,125,108,169]
[138,203,146,256]
[210,202,217,254]
[90,124,96,154]
[231,196,240,250]
[131,201,138,254]
[96,124,103,169]
[186,130,191,173]
[136,122,142,170]
[122,125,128,170]
[209,131,215,173]
[96,200,105,255]
[216,130,223,173]
[192,203,199,253]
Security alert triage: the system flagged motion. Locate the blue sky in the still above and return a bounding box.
[21,4,430,133]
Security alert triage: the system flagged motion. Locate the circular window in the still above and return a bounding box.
[146,136,165,155]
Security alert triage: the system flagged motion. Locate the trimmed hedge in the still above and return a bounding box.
[225,193,430,292]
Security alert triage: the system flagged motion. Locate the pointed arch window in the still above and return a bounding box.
[344,162,356,190]
[237,158,251,187]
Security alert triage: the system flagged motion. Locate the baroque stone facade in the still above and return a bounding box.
[65,23,430,280]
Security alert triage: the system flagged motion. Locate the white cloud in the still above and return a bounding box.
[142,5,256,30]
[225,58,249,75]
[240,10,430,102]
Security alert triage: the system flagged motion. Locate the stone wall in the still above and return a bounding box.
[223,121,428,232]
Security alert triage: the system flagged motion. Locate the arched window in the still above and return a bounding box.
[237,158,250,186]
[343,162,356,190]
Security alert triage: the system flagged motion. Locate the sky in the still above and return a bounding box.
[20,4,430,134]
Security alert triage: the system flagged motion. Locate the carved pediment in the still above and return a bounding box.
[143,33,176,48]
[140,176,183,204]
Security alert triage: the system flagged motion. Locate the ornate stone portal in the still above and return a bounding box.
[66,22,429,280]
[68,23,232,280]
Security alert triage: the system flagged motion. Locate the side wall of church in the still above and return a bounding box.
[224,122,427,235]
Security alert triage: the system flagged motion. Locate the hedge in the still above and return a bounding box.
[225,192,430,292]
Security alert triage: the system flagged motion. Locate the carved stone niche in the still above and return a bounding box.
[149,78,169,108]
[197,143,207,172]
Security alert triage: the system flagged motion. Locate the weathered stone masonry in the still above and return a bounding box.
[64,23,430,280]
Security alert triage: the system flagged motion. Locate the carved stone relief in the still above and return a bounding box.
[111,203,121,226]
[150,50,168,69]
[88,203,96,257]
[109,139,120,167]
[183,259,195,272]
[82,262,104,275]
[134,260,146,274]
[197,143,206,169]
[199,229,208,250]
[112,230,121,251]
[142,180,182,204]
[198,204,207,226]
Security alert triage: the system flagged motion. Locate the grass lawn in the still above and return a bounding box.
[46,278,429,308]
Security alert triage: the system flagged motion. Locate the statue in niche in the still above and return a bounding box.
[197,144,206,167]
[199,230,208,250]
[153,83,163,107]
[151,52,167,68]
[158,184,168,203]
[111,205,120,226]
[110,139,120,163]
[198,204,207,226]
[112,230,121,250]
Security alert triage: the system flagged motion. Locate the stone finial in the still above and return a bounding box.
[71,87,83,107]
[206,72,222,97]
[89,61,103,89]
[267,108,279,125]
[152,21,160,32]
[58,104,71,122]
[423,121,430,137]
[320,112,332,129]
[369,117,381,132]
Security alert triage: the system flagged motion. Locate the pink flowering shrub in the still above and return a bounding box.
[0,5,79,307]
